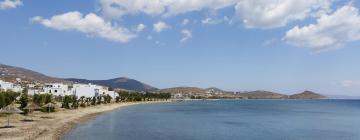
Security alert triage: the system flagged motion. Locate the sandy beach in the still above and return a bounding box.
[0,101,166,140]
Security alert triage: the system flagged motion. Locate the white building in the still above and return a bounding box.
[107,91,118,99]
[72,83,108,98]
[43,83,70,96]
[0,80,23,93]
[0,80,13,91]
[26,84,42,95]
[27,89,41,95]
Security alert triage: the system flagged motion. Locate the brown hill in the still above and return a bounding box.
[206,87,233,94]
[0,64,67,83]
[238,90,288,99]
[289,91,326,99]
[159,87,287,99]
[66,77,157,91]
[159,87,207,95]
[0,64,157,91]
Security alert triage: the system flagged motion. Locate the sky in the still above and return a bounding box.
[1,0,360,96]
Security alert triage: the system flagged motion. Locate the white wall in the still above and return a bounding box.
[0,80,23,93]
[71,84,115,98]
[107,91,118,99]
[43,83,70,96]
[27,89,41,95]
[0,80,14,91]
[72,84,101,98]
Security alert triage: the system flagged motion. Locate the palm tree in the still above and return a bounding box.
[79,96,86,107]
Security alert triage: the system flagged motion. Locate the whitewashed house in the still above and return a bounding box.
[43,83,70,96]
[71,83,104,98]
[71,83,116,98]
[0,80,13,91]
[26,84,42,95]
[27,89,41,95]
[107,91,118,99]
[0,80,23,92]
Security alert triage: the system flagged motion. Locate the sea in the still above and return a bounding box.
[62,100,360,140]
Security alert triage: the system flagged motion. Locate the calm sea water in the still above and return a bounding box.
[62,100,360,140]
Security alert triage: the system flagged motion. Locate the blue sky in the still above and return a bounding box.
[1,0,360,96]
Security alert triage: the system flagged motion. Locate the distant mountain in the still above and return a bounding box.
[159,87,234,95]
[206,87,232,94]
[159,87,207,94]
[238,90,288,99]
[0,64,157,92]
[0,64,330,98]
[0,64,67,83]
[159,87,288,99]
[159,87,241,98]
[66,77,157,91]
[289,91,326,99]
[160,87,328,100]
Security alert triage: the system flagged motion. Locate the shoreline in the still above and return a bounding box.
[0,101,169,140]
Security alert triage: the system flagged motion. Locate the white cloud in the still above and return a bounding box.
[31,11,136,43]
[98,0,238,19]
[235,0,332,28]
[98,0,333,29]
[201,16,234,25]
[133,23,146,32]
[284,5,360,51]
[223,16,233,24]
[182,19,190,26]
[180,29,192,43]
[0,0,22,10]
[201,17,222,25]
[341,80,360,88]
[153,21,170,32]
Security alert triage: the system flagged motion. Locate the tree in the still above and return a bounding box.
[33,94,42,105]
[91,96,96,105]
[102,96,107,104]
[32,93,53,106]
[106,95,112,103]
[71,96,79,109]
[80,96,86,107]
[86,97,92,106]
[19,93,28,109]
[115,91,171,103]
[96,96,101,104]
[61,95,71,109]
[0,91,20,108]
[44,94,52,104]
[0,93,5,108]
[115,96,120,103]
